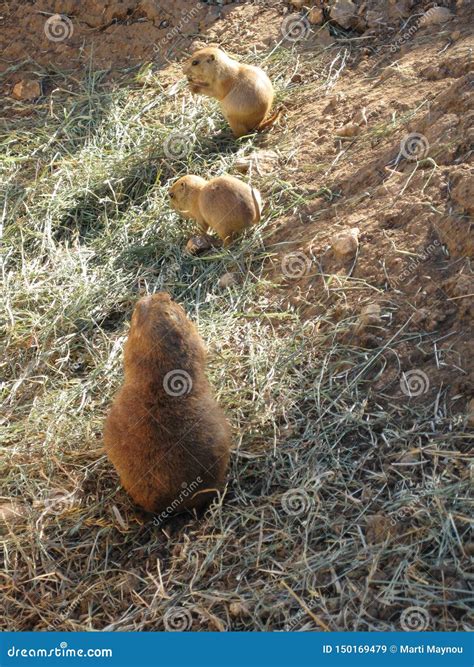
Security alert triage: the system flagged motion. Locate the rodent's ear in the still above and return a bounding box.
[133,296,152,328]
[207,55,215,62]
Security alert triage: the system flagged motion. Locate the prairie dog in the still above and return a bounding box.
[103,293,231,515]
[183,47,279,138]
[169,174,262,246]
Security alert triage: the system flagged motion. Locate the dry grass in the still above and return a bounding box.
[1,37,472,633]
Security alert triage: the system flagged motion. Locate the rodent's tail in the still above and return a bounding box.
[251,187,262,224]
[257,106,283,132]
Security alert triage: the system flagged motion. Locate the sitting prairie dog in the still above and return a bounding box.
[183,46,280,138]
[103,293,231,515]
[169,174,262,246]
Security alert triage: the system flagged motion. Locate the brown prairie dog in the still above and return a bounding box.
[169,174,262,246]
[183,47,279,138]
[103,293,231,515]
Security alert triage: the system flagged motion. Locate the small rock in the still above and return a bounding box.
[218,272,238,289]
[290,0,307,9]
[12,79,41,101]
[291,73,303,83]
[234,150,279,176]
[420,6,454,26]
[332,228,359,259]
[335,122,361,138]
[308,7,324,24]
[451,30,461,40]
[229,601,251,617]
[315,26,336,46]
[330,0,357,29]
[356,303,382,333]
[185,235,214,255]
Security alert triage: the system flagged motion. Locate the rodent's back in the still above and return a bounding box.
[103,293,231,514]
[199,176,258,240]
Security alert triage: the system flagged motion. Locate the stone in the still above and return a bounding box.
[185,235,214,255]
[420,6,454,27]
[290,0,307,9]
[12,79,41,101]
[234,150,279,176]
[308,7,324,24]
[330,0,357,29]
[332,228,360,259]
[355,303,382,335]
[218,272,238,289]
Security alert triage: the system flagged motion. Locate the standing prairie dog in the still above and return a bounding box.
[183,47,280,138]
[103,293,232,515]
[169,174,262,246]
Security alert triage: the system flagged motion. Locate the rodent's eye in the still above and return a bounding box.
[169,193,175,199]
[192,60,199,66]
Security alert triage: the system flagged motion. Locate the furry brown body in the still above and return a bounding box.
[183,47,278,138]
[103,293,231,514]
[169,174,262,246]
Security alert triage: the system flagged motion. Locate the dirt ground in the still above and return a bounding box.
[1,0,473,632]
